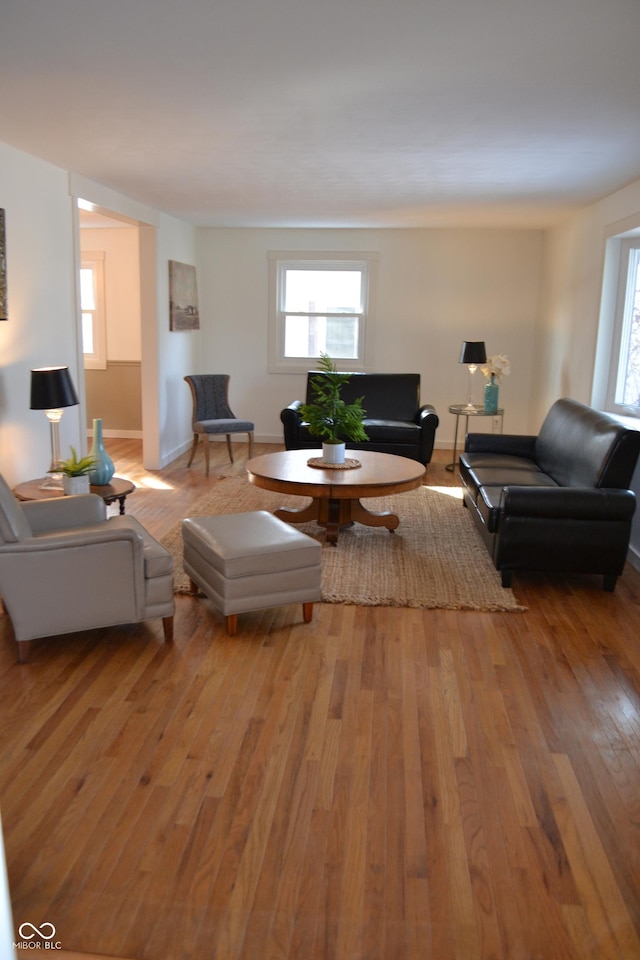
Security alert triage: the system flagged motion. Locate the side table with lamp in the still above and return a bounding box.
[20,365,132,509]
[446,342,508,472]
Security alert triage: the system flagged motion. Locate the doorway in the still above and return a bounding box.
[78,208,142,441]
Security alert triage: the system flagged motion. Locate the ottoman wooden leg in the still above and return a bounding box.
[163,616,174,642]
[226,614,238,636]
[303,602,314,623]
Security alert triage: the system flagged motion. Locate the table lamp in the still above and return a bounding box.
[459,341,487,409]
[30,366,80,489]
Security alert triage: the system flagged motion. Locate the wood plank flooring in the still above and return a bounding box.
[1,441,639,959]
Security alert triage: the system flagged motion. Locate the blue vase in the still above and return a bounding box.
[484,375,499,414]
[88,418,115,485]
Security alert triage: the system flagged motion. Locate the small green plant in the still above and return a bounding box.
[60,447,96,477]
[299,353,369,444]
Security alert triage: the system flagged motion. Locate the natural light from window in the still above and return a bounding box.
[615,247,640,409]
[80,266,95,354]
[79,253,106,370]
[268,252,376,374]
[283,268,362,360]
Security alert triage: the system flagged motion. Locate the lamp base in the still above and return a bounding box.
[39,472,64,491]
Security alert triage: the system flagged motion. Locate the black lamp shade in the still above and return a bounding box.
[30,366,79,410]
[459,341,487,365]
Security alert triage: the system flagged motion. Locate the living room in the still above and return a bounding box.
[1,2,640,958]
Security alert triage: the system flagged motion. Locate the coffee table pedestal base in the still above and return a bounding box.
[275,497,399,545]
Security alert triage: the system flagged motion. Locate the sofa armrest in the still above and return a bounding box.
[22,494,107,533]
[500,486,636,521]
[12,523,145,557]
[465,433,537,458]
[280,400,304,449]
[415,404,439,464]
[416,404,438,426]
[282,400,303,415]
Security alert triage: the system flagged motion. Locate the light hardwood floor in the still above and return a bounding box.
[1,440,640,960]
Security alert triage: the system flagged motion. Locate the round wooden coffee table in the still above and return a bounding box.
[246,449,425,544]
[14,476,135,515]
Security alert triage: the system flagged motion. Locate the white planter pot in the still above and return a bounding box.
[62,475,91,496]
[322,442,346,465]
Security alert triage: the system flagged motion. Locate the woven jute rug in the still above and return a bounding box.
[163,476,525,612]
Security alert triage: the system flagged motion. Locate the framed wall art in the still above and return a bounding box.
[0,209,7,321]
[168,260,200,331]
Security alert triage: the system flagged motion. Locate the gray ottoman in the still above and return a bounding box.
[182,510,322,635]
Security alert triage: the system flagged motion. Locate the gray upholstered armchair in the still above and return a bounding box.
[185,374,254,477]
[0,474,174,663]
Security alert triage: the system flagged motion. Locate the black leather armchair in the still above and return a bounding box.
[459,398,640,590]
[281,372,439,466]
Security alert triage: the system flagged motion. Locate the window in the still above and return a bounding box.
[268,252,376,373]
[606,239,640,417]
[80,252,107,370]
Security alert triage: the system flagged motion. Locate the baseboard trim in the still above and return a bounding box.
[87,429,143,440]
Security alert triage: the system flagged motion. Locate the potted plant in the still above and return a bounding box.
[299,353,369,464]
[59,447,96,495]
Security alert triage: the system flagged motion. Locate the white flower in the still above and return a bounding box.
[481,353,511,384]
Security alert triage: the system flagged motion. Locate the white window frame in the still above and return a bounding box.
[268,251,377,374]
[604,237,640,419]
[80,251,107,371]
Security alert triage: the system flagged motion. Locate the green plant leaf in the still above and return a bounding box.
[59,446,98,476]
[299,353,369,443]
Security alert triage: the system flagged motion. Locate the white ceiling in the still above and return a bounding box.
[2,0,640,229]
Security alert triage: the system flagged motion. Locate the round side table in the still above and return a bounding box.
[14,476,136,515]
[446,404,504,472]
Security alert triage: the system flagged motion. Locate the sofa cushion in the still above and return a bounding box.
[362,418,420,442]
[461,463,557,501]
[460,452,542,472]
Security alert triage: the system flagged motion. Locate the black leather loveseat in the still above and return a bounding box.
[281,372,439,466]
[459,397,640,590]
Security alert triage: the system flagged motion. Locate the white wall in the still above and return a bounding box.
[0,141,82,487]
[196,227,544,446]
[151,213,201,466]
[543,175,640,565]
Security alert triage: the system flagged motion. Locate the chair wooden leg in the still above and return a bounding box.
[226,434,234,463]
[226,613,238,635]
[248,432,255,458]
[303,602,314,623]
[204,437,210,478]
[189,578,199,596]
[163,617,174,642]
[186,434,199,468]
